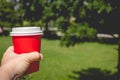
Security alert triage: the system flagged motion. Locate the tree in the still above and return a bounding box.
[0,0,120,79]
[0,0,21,27]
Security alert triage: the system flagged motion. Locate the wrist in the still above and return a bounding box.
[0,67,11,80]
[0,66,20,80]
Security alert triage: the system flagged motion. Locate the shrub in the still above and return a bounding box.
[61,22,97,47]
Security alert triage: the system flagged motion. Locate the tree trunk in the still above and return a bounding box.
[45,22,49,31]
[117,35,120,80]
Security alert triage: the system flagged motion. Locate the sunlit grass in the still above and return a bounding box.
[0,36,118,80]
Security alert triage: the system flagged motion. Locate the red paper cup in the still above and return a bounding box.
[10,27,43,74]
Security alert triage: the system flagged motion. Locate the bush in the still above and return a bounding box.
[61,22,97,47]
[3,30,9,36]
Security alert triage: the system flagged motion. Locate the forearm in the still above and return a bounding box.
[0,67,20,80]
[0,67,11,80]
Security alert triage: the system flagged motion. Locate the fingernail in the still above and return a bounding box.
[40,54,43,60]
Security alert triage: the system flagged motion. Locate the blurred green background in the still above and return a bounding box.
[0,36,118,80]
[0,0,120,80]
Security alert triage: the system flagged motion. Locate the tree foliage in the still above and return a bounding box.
[0,0,119,40]
[0,0,22,27]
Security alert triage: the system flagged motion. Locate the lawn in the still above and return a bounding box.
[0,36,118,80]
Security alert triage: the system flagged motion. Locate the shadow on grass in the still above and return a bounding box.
[69,68,117,80]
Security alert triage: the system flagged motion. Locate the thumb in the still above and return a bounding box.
[20,52,43,63]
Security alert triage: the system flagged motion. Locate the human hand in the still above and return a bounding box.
[0,46,43,80]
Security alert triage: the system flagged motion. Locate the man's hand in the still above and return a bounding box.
[0,46,43,80]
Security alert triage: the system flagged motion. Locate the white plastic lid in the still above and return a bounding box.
[10,27,43,36]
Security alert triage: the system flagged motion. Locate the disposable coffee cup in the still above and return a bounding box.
[10,27,43,74]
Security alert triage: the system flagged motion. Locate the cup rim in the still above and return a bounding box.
[10,27,43,36]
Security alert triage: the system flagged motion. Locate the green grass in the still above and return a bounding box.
[0,36,118,80]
